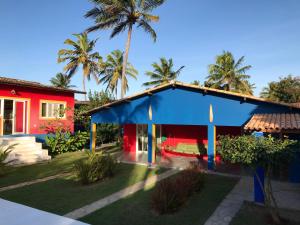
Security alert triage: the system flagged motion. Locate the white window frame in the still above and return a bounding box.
[40,101,66,119]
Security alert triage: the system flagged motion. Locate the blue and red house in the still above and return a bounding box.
[87,81,300,170]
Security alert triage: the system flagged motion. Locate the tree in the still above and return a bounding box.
[99,50,138,99]
[191,80,201,86]
[205,51,254,95]
[143,57,184,87]
[218,135,298,225]
[85,0,165,98]
[58,33,101,100]
[260,75,300,103]
[50,73,76,89]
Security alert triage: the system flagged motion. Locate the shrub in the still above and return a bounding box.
[46,130,89,156]
[74,151,116,185]
[151,169,205,214]
[0,144,15,177]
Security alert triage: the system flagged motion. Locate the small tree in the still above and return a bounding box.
[218,135,298,225]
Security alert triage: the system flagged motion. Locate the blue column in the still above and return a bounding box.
[208,124,216,170]
[254,166,265,204]
[289,153,300,183]
[147,123,153,165]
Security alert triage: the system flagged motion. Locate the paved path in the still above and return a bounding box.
[204,177,300,225]
[0,198,89,225]
[65,169,179,220]
[0,172,72,192]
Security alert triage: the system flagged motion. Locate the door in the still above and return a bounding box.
[137,124,148,154]
[15,101,25,133]
[3,100,14,135]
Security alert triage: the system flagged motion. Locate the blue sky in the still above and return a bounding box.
[1,0,300,99]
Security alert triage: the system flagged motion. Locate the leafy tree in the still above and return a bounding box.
[99,50,138,99]
[191,80,201,86]
[58,33,101,99]
[143,57,184,87]
[50,73,76,88]
[260,75,300,103]
[85,0,165,98]
[75,91,118,145]
[218,135,298,224]
[205,51,254,95]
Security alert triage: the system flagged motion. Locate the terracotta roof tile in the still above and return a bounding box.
[244,113,300,132]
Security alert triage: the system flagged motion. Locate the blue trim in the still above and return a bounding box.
[254,167,265,204]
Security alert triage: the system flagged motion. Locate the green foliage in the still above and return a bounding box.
[0,144,15,177]
[218,135,298,168]
[260,75,300,103]
[50,73,76,88]
[74,151,117,185]
[151,168,204,214]
[75,90,119,144]
[99,50,138,99]
[205,51,254,95]
[143,57,184,87]
[45,131,89,156]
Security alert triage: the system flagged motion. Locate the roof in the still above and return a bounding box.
[0,76,86,94]
[86,81,300,115]
[290,102,300,108]
[75,100,90,105]
[244,113,300,132]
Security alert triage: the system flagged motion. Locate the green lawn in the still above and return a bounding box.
[230,202,300,225]
[0,151,87,187]
[80,174,238,225]
[0,163,166,215]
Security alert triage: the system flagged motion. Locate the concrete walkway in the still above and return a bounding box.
[65,169,179,220]
[204,177,300,225]
[0,198,89,225]
[0,172,71,192]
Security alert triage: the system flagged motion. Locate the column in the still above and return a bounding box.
[147,124,155,165]
[207,124,216,170]
[90,123,96,152]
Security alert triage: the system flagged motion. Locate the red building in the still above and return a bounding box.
[0,76,84,137]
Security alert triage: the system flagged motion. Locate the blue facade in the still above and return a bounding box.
[90,85,300,167]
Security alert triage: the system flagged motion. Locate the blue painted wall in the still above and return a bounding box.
[91,86,299,126]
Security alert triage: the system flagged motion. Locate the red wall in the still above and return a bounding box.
[162,124,208,147]
[0,84,75,134]
[123,124,136,152]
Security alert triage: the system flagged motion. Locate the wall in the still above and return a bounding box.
[123,124,136,152]
[0,84,75,134]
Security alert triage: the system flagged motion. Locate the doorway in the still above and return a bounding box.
[136,124,148,155]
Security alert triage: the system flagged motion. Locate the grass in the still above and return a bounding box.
[0,163,166,215]
[0,151,87,187]
[230,202,300,225]
[80,174,238,225]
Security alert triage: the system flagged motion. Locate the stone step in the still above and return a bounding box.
[0,136,36,142]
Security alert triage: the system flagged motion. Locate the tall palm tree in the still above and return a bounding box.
[50,73,76,89]
[85,0,165,99]
[205,51,254,95]
[99,50,138,98]
[143,57,184,87]
[58,33,101,99]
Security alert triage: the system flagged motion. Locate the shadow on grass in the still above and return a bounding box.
[80,174,238,225]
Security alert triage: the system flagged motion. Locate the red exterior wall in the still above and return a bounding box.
[162,124,208,147]
[123,124,136,152]
[0,84,75,134]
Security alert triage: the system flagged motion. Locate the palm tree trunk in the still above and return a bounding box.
[121,25,133,99]
[83,75,87,100]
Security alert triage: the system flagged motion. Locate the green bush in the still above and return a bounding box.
[74,151,116,185]
[45,130,89,156]
[0,144,15,177]
[151,169,205,214]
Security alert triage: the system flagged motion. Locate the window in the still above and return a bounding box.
[40,101,66,119]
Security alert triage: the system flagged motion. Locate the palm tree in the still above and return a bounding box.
[191,80,201,86]
[58,33,101,99]
[205,51,254,95]
[50,73,76,89]
[143,57,184,87]
[99,50,138,98]
[85,0,165,98]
